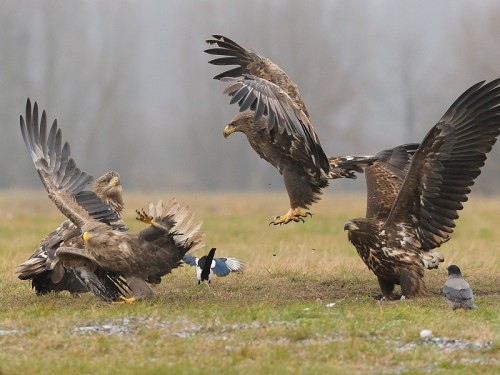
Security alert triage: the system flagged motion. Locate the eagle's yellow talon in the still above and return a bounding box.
[136,209,154,225]
[112,296,136,304]
[270,208,311,225]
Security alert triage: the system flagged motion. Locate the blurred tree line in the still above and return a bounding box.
[1,0,499,193]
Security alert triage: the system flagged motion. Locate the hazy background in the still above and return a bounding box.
[1,0,499,194]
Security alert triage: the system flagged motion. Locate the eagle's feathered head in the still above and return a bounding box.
[82,222,115,249]
[343,218,384,247]
[93,171,124,214]
[343,218,379,234]
[223,113,267,138]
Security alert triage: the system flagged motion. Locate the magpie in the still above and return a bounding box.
[183,248,245,284]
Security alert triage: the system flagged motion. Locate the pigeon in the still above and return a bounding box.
[183,248,245,284]
[443,265,477,310]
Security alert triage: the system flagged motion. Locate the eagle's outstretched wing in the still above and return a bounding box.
[206,35,328,173]
[206,34,309,117]
[20,99,120,229]
[383,79,500,250]
[19,99,127,300]
[56,246,129,302]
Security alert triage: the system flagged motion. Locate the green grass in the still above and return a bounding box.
[0,191,499,374]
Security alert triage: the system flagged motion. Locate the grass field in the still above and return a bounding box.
[0,190,498,374]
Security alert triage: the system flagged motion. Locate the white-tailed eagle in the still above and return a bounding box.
[206,35,376,225]
[344,79,500,299]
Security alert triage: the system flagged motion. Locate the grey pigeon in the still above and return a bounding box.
[443,265,477,310]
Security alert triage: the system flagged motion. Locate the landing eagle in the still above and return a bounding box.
[344,79,500,299]
[205,35,376,225]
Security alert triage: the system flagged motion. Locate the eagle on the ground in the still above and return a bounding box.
[17,170,124,297]
[20,100,205,302]
[205,35,376,225]
[344,79,500,299]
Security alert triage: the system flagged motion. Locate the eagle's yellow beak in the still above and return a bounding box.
[109,176,120,187]
[223,124,236,138]
[83,231,92,243]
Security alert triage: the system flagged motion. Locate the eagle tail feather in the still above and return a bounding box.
[327,155,379,179]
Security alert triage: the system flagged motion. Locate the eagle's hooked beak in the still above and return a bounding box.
[223,124,236,138]
[83,231,92,243]
[109,176,121,187]
[344,221,358,231]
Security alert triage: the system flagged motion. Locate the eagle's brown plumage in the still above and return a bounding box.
[17,170,125,296]
[75,200,204,300]
[206,35,375,225]
[17,100,128,301]
[345,79,500,299]
[19,100,205,302]
[364,144,419,220]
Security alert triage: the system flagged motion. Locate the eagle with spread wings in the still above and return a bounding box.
[344,79,500,299]
[17,170,124,297]
[205,35,376,225]
[20,100,205,302]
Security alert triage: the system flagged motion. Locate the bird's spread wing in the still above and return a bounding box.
[221,75,329,173]
[206,35,328,173]
[134,199,206,284]
[56,246,129,301]
[138,200,205,255]
[365,144,419,220]
[212,257,246,277]
[383,79,500,250]
[205,34,309,117]
[74,191,122,229]
[182,255,197,267]
[20,99,118,229]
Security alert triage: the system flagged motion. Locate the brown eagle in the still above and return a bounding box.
[206,35,376,225]
[344,79,500,299]
[17,170,124,297]
[20,100,205,302]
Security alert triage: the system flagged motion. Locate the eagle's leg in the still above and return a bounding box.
[270,208,312,226]
[399,269,426,298]
[273,166,316,226]
[112,296,136,304]
[421,251,444,270]
[377,277,396,300]
[126,276,153,300]
[136,209,170,232]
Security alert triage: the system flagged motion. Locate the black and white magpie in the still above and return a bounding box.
[183,248,245,284]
